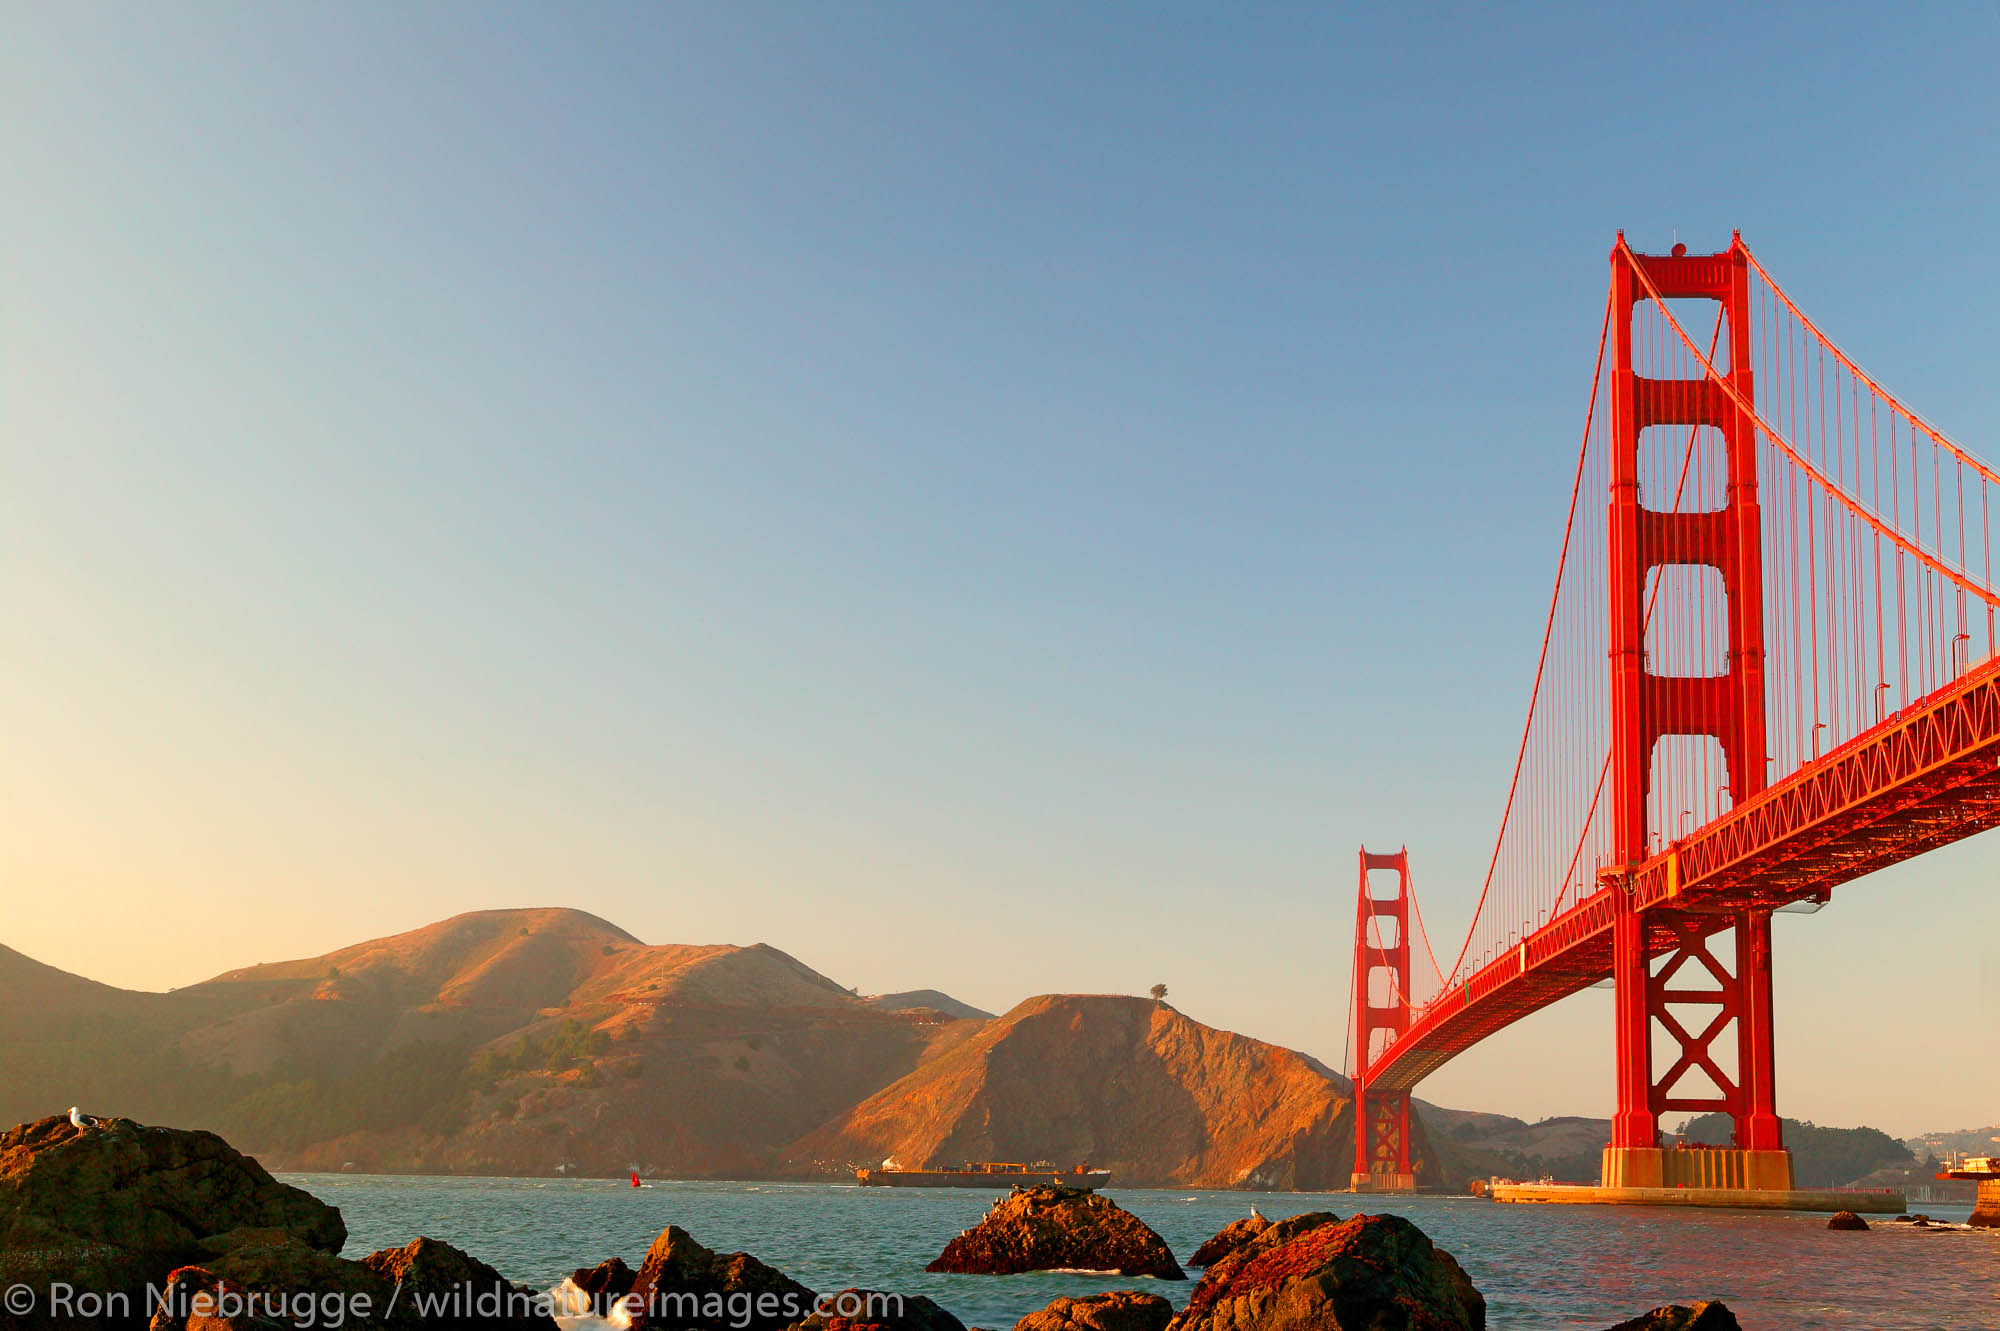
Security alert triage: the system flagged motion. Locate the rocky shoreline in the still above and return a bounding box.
[0,1115,1750,1330]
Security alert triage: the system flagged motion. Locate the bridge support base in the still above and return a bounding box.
[1602,1145,1794,1190]
[1742,1149,1795,1191]
[1601,1146,1663,1189]
[1495,1180,1898,1214]
[1350,1170,1418,1194]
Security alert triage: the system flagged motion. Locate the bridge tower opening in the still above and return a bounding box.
[1604,234,1792,1191]
[1351,847,1418,1191]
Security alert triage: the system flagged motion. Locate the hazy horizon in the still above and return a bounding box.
[5,4,1997,1142]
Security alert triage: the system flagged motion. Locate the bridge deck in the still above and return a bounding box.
[1365,655,2000,1091]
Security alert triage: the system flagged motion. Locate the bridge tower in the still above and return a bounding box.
[1603,234,1792,1191]
[1351,847,1417,1191]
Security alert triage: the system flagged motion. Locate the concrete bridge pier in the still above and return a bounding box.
[1602,1145,1794,1191]
[1350,1168,1418,1194]
[1972,1179,2000,1227]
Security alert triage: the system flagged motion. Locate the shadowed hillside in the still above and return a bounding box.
[1416,1107,1610,1185]
[864,990,995,1021]
[1416,1105,1921,1190]
[1679,1112,1914,1187]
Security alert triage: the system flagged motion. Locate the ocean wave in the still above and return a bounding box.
[546,1277,632,1331]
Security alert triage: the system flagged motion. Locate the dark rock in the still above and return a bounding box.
[568,1255,638,1315]
[147,1267,292,1331]
[0,1115,346,1330]
[160,1231,558,1330]
[627,1223,817,1331]
[926,1186,1184,1279]
[1165,1211,1482,1331]
[1600,1302,1741,1331]
[197,1230,392,1325]
[1013,1290,1174,1331]
[788,1287,966,1330]
[1826,1210,1868,1231]
[1188,1215,1272,1267]
[361,1236,557,1330]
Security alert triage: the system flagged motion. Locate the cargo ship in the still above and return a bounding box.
[855,1160,1111,1189]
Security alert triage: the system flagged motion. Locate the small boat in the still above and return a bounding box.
[856,1160,1112,1189]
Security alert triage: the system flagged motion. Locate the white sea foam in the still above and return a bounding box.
[546,1278,631,1331]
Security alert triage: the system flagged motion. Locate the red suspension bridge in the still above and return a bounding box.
[1351,234,2000,1195]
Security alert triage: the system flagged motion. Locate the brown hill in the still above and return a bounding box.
[0,909,966,1178]
[863,990,995,1021]
[207,906,639,1005]
[177,908,646,1078]
[0,943,157,1017]
[783,994,1443,1190]
[5,914,1470,1188]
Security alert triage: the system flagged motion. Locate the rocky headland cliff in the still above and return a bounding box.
[787,993,1443,1189]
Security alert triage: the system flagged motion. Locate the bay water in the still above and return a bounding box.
[290,1174,1992,1329]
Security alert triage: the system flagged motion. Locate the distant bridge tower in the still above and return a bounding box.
[1351,847,1417,1191]
[1603,234,1792,1191]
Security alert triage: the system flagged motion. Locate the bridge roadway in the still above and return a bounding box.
[1365,653,2000,1092]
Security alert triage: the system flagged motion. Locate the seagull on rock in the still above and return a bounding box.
[68,1106,102,1129]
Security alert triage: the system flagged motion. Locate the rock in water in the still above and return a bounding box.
[1826,1210,1869,1231]
[1166,1212,1483,1331]
[1600,1304,1741,1331]
[926,1186,1184,1279]
[1187,1215,1272,1267]
[789,1287,966,1330]
[0,1115,345,1330]
[626,1224,817,1330]
[361,1236,558,1330]
[568,1255,639,1315]
[1013,1290,1174,1331]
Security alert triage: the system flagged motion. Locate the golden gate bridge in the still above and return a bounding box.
[1351,234,2000,1198]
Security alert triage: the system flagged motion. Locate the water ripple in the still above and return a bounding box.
[285,1175,1994,1330]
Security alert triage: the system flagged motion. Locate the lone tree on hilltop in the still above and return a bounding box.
[1149,983,1168,1002]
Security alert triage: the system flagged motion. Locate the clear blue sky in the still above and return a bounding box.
[4,4,1996,1136]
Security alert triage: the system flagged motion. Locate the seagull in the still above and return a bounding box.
[1251,1206,1266,1221]
[68,1106,102,1129]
